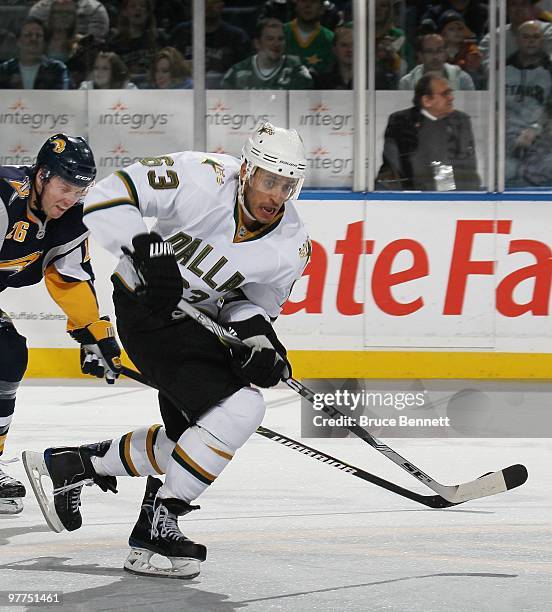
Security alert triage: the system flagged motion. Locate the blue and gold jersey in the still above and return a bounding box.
[0,165,100,330]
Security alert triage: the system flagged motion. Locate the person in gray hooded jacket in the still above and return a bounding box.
[505,20,552,186]
[399,33,475,90]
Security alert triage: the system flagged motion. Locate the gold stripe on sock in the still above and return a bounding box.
[146,424,164,475]
[0,433,6,453]
[207,444,233,461]
[174,444,216,483]
[123,432,140,477]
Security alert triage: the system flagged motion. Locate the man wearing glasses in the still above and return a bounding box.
[399,33,475,90]
[377,73,481,191]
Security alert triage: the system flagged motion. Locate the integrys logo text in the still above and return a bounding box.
[207,100,272,131]
[308,147,352,174]
[299,103,352,133]
[98,101,170,131]
[0,143,35,166]
[98,144,143,169]
[0,99,70,131]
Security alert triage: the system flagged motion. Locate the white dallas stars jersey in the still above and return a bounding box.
[83,151,310,320]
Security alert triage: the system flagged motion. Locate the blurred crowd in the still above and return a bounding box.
[2,0,552,188]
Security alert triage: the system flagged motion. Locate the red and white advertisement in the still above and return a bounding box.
[280,200,551,352]
[2,199,550,352]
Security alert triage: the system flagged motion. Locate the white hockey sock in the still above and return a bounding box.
[91,425,175,477]
[0,413,13,456]
[159,386,266,501]
[0,380,18,456]
[159,426,234,502]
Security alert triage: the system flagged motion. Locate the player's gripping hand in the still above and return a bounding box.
[122,232,182,311]
[70,317,121,384]
[230,315,291,388]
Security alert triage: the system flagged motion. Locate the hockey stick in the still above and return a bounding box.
[169,299,528,505]
[119,364,453,508]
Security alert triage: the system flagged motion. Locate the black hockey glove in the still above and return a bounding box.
[70,317,121,384]
[122,232,182,312]
[230,315,291,388]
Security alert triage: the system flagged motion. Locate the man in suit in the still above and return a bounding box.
[376,73,481,191]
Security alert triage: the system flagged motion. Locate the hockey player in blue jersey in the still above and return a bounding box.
[0,134,121,513]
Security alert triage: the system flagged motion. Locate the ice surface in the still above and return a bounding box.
[1,381,550,611]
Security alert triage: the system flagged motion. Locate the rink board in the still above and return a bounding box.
[2,192,550,379]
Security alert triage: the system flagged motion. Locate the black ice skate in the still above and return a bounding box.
[0,465,26,514]
[124,476,207,579]
[22,442,117,533]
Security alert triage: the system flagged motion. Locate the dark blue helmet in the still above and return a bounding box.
[36,134,97,187]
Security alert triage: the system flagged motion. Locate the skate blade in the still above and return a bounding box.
[21,451,65,533]
[0,498,23,514]
[123,548,201,579]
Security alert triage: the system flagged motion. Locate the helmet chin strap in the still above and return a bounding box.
[31,169,51,217]
[237,164,258,223]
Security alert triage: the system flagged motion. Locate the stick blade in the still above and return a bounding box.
[447,463,528,504]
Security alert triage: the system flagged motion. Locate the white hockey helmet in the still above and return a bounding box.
[239,121,307,205]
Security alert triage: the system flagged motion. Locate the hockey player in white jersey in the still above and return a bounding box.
[23,122,311,579]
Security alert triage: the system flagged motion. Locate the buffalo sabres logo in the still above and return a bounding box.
[7,178,30,201]
[0,252,41,273]
[237,225,248,238]
[50,137,66,154]
[257,123,275,136]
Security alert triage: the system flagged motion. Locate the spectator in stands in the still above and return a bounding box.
[314,24,352,89]
[147,46,192,89]
[30,0,109,45]
[422,1,488,41]
[221,17,313,89]
[0,17,69,89]
[504,20,552,186]
[284,0,335,77]
[376,73,481,190]
[46,0,78,63]
[480,0,552,72]
[169,0,250,89]
[109,0,168,89]
[438,10,484,89]
[399,33,475,90]
[374,0,414,76]
[79,50,138,89]
[153,1,191,34]
[258,0,344,31]
[0,29,18,63]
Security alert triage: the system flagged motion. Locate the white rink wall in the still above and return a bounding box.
[2,195,550,354]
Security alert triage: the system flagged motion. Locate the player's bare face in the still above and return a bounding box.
[39,176,87,219]
[244,168,298,225]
